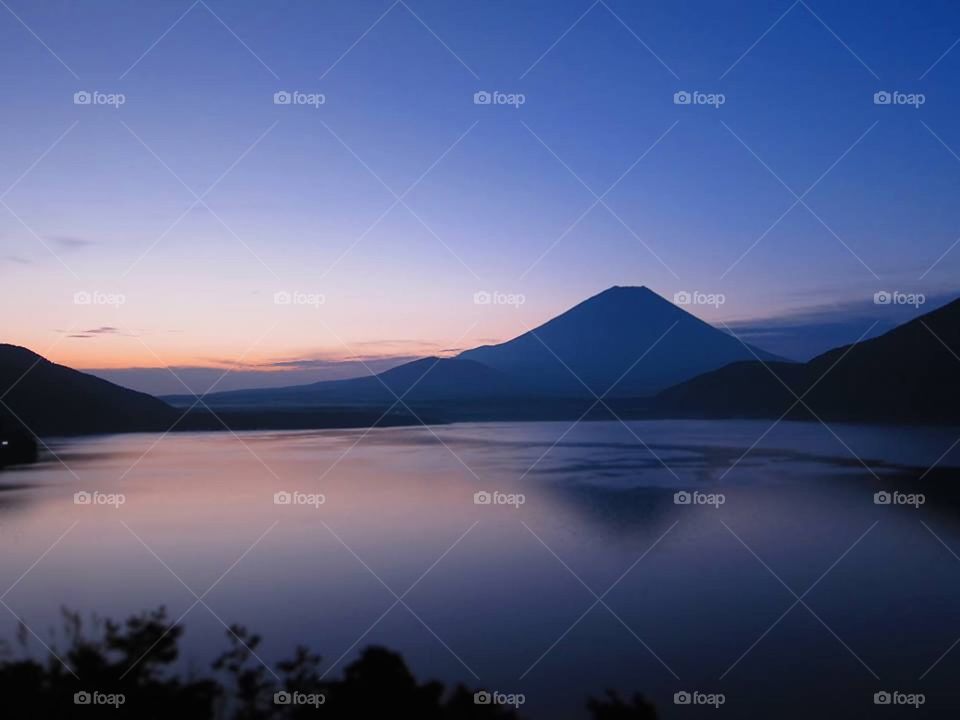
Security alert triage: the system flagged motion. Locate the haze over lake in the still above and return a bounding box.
[3,420,959,718]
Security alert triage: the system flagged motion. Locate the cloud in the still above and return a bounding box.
[200,341,452,372]
[725,291,960,360]
[260,355,421,370]
[350,339,452,352]
[48,236,96,251]
[67,326,120,339]
[198,352,422,372]
[2,255,30,265]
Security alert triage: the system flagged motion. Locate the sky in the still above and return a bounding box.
[2,0,959,394]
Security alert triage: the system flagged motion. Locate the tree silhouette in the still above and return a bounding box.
[0,607,658,719]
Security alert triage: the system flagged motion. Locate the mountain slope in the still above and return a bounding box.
[174,286,780,408]
[0,344,179,435]
[654,297,960,424]
[165,357,533,408]
[458,286,780,397]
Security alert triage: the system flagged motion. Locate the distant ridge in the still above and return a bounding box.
[654,297,960,424]
[172,357,534,408]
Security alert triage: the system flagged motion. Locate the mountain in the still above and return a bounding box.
[458,286,780,397]
[173,287,779,409]
[164,357,533,408]
[653,297,960,424]
[5,290,957,436]
[0,344,179,436]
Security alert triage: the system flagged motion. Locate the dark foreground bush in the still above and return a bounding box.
[0,607,657,718]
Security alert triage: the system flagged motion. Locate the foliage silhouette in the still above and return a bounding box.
[0,607,658,718]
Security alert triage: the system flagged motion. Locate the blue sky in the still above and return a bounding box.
[2,0,959,392]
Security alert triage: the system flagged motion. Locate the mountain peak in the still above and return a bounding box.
[459,286,777,397]
[548,286,691,331]
[580,285,674,309]
[593,285,656,298]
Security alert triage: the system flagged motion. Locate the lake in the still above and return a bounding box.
[1,420,959,718]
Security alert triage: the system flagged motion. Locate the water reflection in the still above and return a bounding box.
[0,420,958,718]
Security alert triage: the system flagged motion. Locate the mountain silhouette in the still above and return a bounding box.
[173,357,532,408]
[170,287,778,409]
[458,286,780,397]
[0,344,178,436]
[10,289,957,437]
[654,297,960,424]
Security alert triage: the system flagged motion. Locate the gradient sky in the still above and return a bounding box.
[2,0,959,393]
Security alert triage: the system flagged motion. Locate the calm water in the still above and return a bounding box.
[2,420,960,718]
